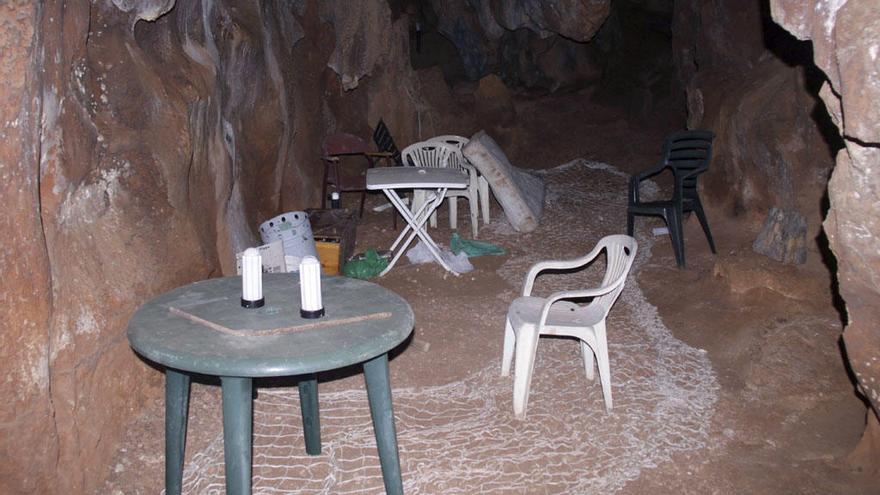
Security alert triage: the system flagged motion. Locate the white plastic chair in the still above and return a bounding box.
[501,235,638,419]
[427,135,491,225]
[402,141,481,238]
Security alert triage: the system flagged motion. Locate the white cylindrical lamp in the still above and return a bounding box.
[299,255,324,318]
[241,247,265,308]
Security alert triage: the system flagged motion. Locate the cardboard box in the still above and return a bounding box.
[315,239,341,275]
[306,208,357,275]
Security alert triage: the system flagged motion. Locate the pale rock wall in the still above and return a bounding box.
[771,0,880,470]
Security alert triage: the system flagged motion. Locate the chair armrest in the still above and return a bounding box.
[630,162,668,204]
[634,161,668,181]
[522,243,605,296]
[537,286,617,330]
[677,165,707,181]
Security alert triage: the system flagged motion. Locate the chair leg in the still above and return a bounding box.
[321,166,330,209]
[358,190,366,218]
[580,341,595,381]
[626,210,635,236]
[411,191,424,218]
[501,318,515,376]
[667,209,686,268]
[479,176,490,223]
[692,198,717,254]
[449,197,458,230]
[593,323,613,412]
[512,328,540,419]
[391,207,397,230]
[469,188,479,239]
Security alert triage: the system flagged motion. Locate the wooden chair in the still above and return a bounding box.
[372,119,403,167]
[321,133,375,217]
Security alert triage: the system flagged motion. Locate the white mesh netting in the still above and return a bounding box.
[176,160,718,494]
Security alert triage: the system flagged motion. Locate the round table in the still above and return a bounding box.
[127,274,414,495]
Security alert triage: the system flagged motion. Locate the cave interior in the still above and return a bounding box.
[2,0,879,493]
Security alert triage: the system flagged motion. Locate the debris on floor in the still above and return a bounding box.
[450,232,506,257]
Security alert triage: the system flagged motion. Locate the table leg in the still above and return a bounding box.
[382,189,437,275]
[298,375,321,455]
[364,353,404,495]
[221,377,253,495]
[388,189,434,251]
[382,188,458,276]
[166,369,191,495]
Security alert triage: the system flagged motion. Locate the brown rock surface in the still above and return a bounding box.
[673,1,835,239]
[0,2,56,493]
[0,0,440,492]
[674,0,879,474]
[771,0,880,475]
[482,0,611,42]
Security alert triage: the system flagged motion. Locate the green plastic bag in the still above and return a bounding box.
[342,248,389,279]
[450,232,506,257]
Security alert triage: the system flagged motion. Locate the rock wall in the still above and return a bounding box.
[0,2,55,492]
[672,0,836,240]
[770,0,880,472]
[675,0,880,473]
[425,0,611,88]
[0,1,428,492]
[419,0,681,124]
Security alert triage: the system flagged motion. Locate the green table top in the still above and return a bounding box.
[127,274,414,377]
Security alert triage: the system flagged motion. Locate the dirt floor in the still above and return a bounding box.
[104,94,876,494]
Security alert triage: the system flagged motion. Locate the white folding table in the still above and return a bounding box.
[367,167,469,276]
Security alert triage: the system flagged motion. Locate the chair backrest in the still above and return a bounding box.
[323,133,370,156]
[401,141,461,171]
[372,119,403,166]
[593,235,638,314]
[427,135,469,150]
[427,135,470,170]
[663,130,714,197]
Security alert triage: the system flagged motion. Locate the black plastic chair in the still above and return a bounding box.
[627,130,717,268]
[372,119,403,167]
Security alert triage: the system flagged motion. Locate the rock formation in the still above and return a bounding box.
[672,0,836,242]
[0,1,431,492]
[675,0,880,474]
[771,0,880,473]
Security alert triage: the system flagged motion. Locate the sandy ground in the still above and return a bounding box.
[103,95,875,494]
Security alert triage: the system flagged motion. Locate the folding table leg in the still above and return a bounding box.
[406,191,459,274]
[382,189,448,275]
[389,190,436,252]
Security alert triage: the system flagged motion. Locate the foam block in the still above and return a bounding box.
[463,131,545,232]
